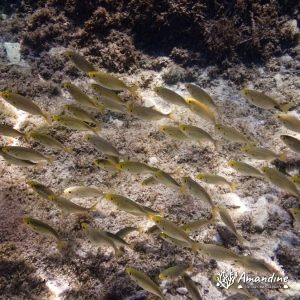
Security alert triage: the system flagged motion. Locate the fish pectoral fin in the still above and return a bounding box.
[230,182,238,192]
[88,202,98,211]
[278,150,288,162]
[279,101,295,113]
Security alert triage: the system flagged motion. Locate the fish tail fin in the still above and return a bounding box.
[92,126,101,135]
[24,132,31,142]
[279,150,288,162]
[128,84,138,97]
[191,242,201,253]
[238,236,249,248]
[230,182,238,192]
[137,227,144,234]
[280,102,294,113]
[168,112,176,120]
[127,242,135,250]
[115,247,124,257]
[95,120,102,129]
[56,239,67,252]
[212,139,218,150]
[98,103,106,114]
[211,206,219,221]
[246,141,256,147]
[35,161,46,170]
[47,156,55,164]
[180,184,188,195]
[64,146,73,153]
[88,202,98,211]
[42,112,52,124]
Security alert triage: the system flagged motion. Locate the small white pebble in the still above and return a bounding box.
[149,156,158,164]
[176,287,188,295]
[112,119,124,127]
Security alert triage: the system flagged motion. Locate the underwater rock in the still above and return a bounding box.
[3,42,21,64]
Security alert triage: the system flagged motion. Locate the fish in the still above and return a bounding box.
[142,176,159,186]
[185,98,216,124]
[280,135,300,154]
[49,195,97,213]
[289,208,300,230]
[182,273,201,300]
[181,216,215,233]
[198,243,241,262]
[0,148,38,167]
[81,223,122,256]
[84,134,121,157]
[115,160,158,175]
[94,94,126,113]
[63,186,103,198]
[115,227,138,238]
[84,223,132,249]
[94,159,118,172]
[291,174,300,187]
[153,170,181,190]
[261,166,300,198]
[160,125,189,140]
[88,71,137,95]
[63,82,98,109]
[64,50,97,73]
[276,114,300,133]
[237,256,275,275]
[241,89,292,112]
[64,104,102,127]
[23,217,65,250]
[27,180,55,200]
[148,215,196,248]
[104,231,133,249]
[196,173,237,191]
[0,124,24,138]
[91,83,123,103]
[217,206,247,245]
[215,123,250,143]
[159,265,191,280]
[146,225,161,235]
[228,160,264,178]
[181,177,214,207]
[0,92,50,122]
[186,83,217,110]
[154,86,188,107]
[54,115,100,135]
[241,144,287,161]
[1,146,53,163]
[26,131,72,153]
[127,102,171,121]
[178,123,216,147]
[212,274,257,300]
[104,193,158,217]
[126,267,166,300]
[159,233,192,248]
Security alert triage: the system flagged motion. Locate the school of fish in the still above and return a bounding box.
[0,50,299,300]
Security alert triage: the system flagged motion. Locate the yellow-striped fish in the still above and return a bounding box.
[0,92,50,122]
[64,50,96,73]
[186,83,217,110]
[185,98,216,124]
[88,71,137,95]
